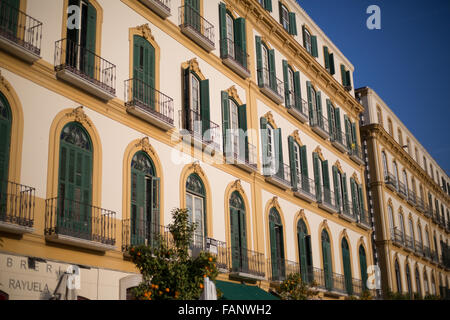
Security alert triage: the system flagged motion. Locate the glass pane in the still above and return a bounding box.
[61,123,91,151]
[186,193,193,224]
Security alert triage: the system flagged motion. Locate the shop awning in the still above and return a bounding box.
[215,280,280,300]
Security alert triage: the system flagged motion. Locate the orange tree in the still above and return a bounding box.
[128,208,218,300]
[276,273,319,300]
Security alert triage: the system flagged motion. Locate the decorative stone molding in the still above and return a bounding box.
[291,130,303,146]
[313,146,325,161]
[181,58,206,80]
[226,86,243,105]
[264,111,277,129]
[135,137,156,157]
[0,70,11,91]
[231,179,244,194]
[334,160,343,173]
[351,172,361,184]
[136,23,154,41]
[65,107,92,127]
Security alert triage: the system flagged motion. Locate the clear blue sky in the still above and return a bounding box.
[296,0,450,176]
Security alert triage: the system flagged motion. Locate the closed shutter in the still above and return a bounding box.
[282,60,290,108]
[2,0,20,35]
[131,169,146,245]
[323,46,330,71]
[300,145,309,191]
[342,173,349,213]
[322,237,332,290]
[316,91,322,128]
[238,104,248,161]
[335,108,342,141]
[288,136,298,190]
[329,53,335,75]
[332,166,340,209]
[343,242,353,294]
[322,160,330,202]
[311,35,318,57]
[269,218,278,276]
[230,207,240,270]
[346,71,352,88]
[133,36,155,108]
[234,18,247,68]
[255,36,263,86]
[293,71,302,110]
[221,91,231,159]
[0,118,11,205]
[326,99,334,138]
[200,79,210,140]
[313,152,321,201]
[359,247,368,291]
[298,227,307,283]
[219,2,227,58]
[305,235,313,282]
[302,25,307,48]
[351,122,357,147]
[350,178,358,217]
[306,81,314,122]
[260,117,269,176]
[183,67,191,131]
[289,12,297,35]
[152,177,160,228]
[85,2,97,78]
[239,209,248,271]
[274,128,283,178]
[358,184,365,221]
[268,49,276,92]
[264,0,272,12]
[344,115,351,149]
[341,65,347,86]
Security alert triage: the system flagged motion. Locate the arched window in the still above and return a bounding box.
[408,218,415,243]
[381,151,388,177]
[186,173,206,247]
[392,161,399,189]
[388,205,394,235]
[424,271,429,295]
[297,219,313,283]
[359,245,368,291]
[387,118,393,136]
[394,260,402,293]
[130,151,159,247]
[403,170,409,197]
[417,224,423,248]
[57,122,93,238]
[341,238,353,295]
[269,208,285,281]
[405,264,412,298]
[398,212,405,242]
[321,229,332,290]
[0,92,12,201]
[229,191,247,272]
[415,267,422,298]
[431,274,436,296]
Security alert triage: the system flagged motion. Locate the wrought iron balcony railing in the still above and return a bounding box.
[397,181,407,199]
[181,109,220,150]
[54,38,116,97]
[310,112,330,139]
[317,185,339,214]
[220,37,249,77]
[178,4,214,51]
[124,78,174,129]
[122,219,173,252]
[286,93,309,123]
[424,204,433,218]
[416,197,425,212]
[45,197,116,247]
[229,247,265,279]
[0,180,35,230]
[293,174,316,202]
[391,228,404,246]
[423,245,431,259]
[340,200,356,221]
[257,67,285,103]
[0,1,42,58]
[307,267,346,294]
[384,172,397,190]
[357,208,371,229]
[415,240,423,256]
[348,143,364,165]
[264,162,291,189]
[405,235,414,251]
[267,258,301,282]
[139,0,171,19]
[407,190,416,205]
[226,137,257,171]
[330,129,348,153]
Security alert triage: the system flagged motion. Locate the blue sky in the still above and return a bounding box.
[296,0,450,175]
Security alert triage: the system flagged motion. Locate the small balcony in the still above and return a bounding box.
[414,240,423,257]
[264,163,291,190]
[430,250,439,264]
[391,228,404,247]
[310,112,330,140]
[54,38,116,101]
[139,0,171,19]
[339,200,357,223]
[45,197,116,252]
[124,78,174,131]
[228,247,265,281]
[180,109,220,152]
[225,139,257,173]
[0,181,35,235]
[384,172,397,192]
[317,186,339,214]
[190,234,228,271]
[178,5,215,52]
[424,205,433,218]
[357,208,371,230]
[348,143,365,166]
[416,197,425,213]
[407,190,416,206]
[330,129,348,154]
[404,235,415,252]
[286,94,309,124]
[310,267,347,296]
[423,245,431,260]
[257,67,284,105]
[122,219,173,253]
[293,175,316,203]
[0,2,42,63]
[220,38,250,79]
[267,258,300,283]
[397,182,407,199]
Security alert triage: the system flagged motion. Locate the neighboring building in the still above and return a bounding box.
[0,0,372,300]
[358,87,450,299]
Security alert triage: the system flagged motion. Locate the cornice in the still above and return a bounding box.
[361,124,449,205]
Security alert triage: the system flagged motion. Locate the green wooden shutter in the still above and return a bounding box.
[200,79,210,140]
[335,108,342,141]
[289,12,297,35]
[152,177,160,227]
[300,145,309,191]
[133,36,155,108]
[298,227,307,282]
[342,241,353,294]
[288,136,298,190]
[342,173,348,214]
[260,117,269,175]
[359,246,368,291]
[238,104,248,162]
[131,169,146,245]
[0,118,11,206]
[221,91,231,158]
[66,0,80,67]
[332,166,340,209]
[219,2,227,58]
[274,128,283,178]
[311,35,318,57]
[85,2,97,78]
[322,160,330,202]
[341,65,347,86]
[302,25,307,48]
[268,49,276,92]
[234,18,247,68]
[255,36,263,86]
[358,184,365,221]
[313,152,321,201]
[282,60,290,108]
[230,207,240,270]
[344,115,351,149]
[269,218,277,274]
[2,0,20,35]
[264,0,272,12]
[293,71,302,110]
[305,235,313,282]
[322,236,331,290]
[324,46,330,71]
[329,53,335,75]
[351,122,357,147]
[183,67,191,130]
[350,178,358,217]
[306,81,314,122]
[239,209,248,270]
[346,71,352,88]
[316,91,322,128]
[326,99,334,138]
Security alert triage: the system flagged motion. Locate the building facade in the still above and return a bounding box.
[0,0,373,300]
[358,87,450,299]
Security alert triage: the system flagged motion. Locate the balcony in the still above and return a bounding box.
[397,182,407,199]
[190,234,228,271]
[310,112,330,140]
[220,38,250,79]
[430,250,439,264]
[228,247,265,281]
[330,129,348,154]
[391,228,404,247]
[264,163,291,190]
[122,220,172,253]
[348,143,365,166]
[339,200,357,223]
[432,211,439,225]
[317,186,339,214]
[424,205,433,218]
[180,109,220,152]
[267,258,300,282]
[384,172,397,192]
[357,208,372,230]
[423,245,431,260]
[54,38,116,101]
[257,67,285,104]
[45,197,116,252]
[404,235,414,252]
[352,278,376,298]
[178,5,215,52]
[124,78,174,131]
[308,267,347,295]
[407,190,416,206]
[286,94,309,124]
[139,0,171,19]
[416,197,425,213]
[0,181,35,234]
[0,2,42,63]
[293,175,316,203]
[414,240,423,257]
[229,141,258,173]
